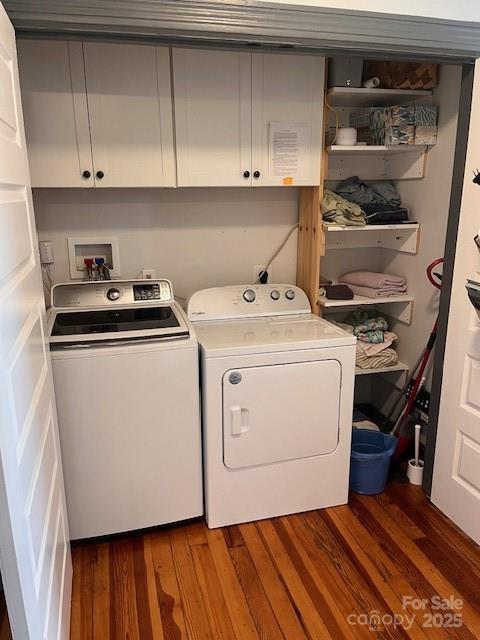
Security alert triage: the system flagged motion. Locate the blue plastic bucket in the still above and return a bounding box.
[350,429,398,495]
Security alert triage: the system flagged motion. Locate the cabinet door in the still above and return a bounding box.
[252,53,324,187]
[16,40,94,187]
[173,48,252,187]
[83,42,176,188]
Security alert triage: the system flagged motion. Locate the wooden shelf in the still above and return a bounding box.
[323,224,420,254]
[327,87,432,107]
[327,145,427,156]
[356,361,409,376]
[324,223,418,232]
[320,293,414,324]
[319,294,414,308]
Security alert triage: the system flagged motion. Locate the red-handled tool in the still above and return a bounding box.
[391,258,444,459]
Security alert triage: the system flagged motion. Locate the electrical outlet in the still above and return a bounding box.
[39,240,54,264]
[142,268,156,280]
[253,265,271,283]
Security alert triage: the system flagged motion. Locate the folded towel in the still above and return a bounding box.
[356,332,397,356]
[340,271,407,290]
[325,284,354,300]
[353,317,389,336]
[362,203,409,225]
[346,283,408,299]
[335,176,401,206]
[322,190,366,227]
[356,346,399,370]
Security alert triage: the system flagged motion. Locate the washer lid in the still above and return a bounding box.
[195,314,355,357]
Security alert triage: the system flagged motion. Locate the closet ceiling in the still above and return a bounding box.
[4,0,480,61]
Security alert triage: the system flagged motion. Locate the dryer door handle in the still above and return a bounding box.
[230,406,250,436]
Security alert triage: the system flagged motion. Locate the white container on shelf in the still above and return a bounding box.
[336,127,357,146]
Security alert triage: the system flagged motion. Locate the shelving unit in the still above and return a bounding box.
[324,223,419,254]
[327,87,432,107]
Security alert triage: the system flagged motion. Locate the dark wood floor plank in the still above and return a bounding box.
[301,509,402,640]
[148,531,188,639]
[229,543,285,639]
[70,487,480,640]
[256,519,332,640]
[351,493,477,640]
[169,528,213,640]
[274,517,356,639]
[347,495,463,640]
[375,491,426,541]
[323,506,430,639]
[190,542,237,640]
[110,538,141,640]
[205,528,260,640]
[92,544,110,640]
[354,494,480,638]
[141,536,165,640]
[289,513,376,640]
[71,545,95,640]
[185,522,208,547]
[223,525,245,549]
[387,485,480,573]
[239,522,308,640]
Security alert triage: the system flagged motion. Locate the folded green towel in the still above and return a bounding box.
[322,190,366,226]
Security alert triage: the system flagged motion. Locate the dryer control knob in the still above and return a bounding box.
[243,288,256,303]
[285,289,296,300]
[106,287,121,301]
[270,289,280,300]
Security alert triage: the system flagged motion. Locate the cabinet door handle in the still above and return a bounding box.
[96,170,104,180]
[243,170,250,179]
[82,170,91,179]
[253,170,260,179]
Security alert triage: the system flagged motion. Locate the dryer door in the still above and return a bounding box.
[223,359,341,469]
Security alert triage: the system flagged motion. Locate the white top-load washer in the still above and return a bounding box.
[188,284,356,529]
[48,279,203,540]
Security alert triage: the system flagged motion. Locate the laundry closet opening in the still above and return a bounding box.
[14,35,471,502]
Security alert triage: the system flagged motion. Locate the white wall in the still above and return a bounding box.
[267,0,480,22]
[33,187,299,301]
[379,64,462,393]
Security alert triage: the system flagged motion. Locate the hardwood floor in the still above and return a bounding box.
[70,485,480,639]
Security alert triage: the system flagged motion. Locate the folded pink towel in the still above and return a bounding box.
[347,283,408,299]
[340,271,407,290]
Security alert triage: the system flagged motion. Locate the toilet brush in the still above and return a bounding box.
[406,424,424,485]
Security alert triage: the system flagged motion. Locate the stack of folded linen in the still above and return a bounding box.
[339,271,407,299]
[338,310,399,370]
[334,176,410,225]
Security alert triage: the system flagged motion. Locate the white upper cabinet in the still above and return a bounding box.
[173,48,252,187]
[83,42,175,188]
[18,40,176,188]
[17,40,94,187]
[252,53,324,187]
[172,48,324,187]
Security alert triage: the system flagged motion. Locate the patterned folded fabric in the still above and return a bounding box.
[415,126,437,145]
[414,105,438,126]
[356,346,399,369]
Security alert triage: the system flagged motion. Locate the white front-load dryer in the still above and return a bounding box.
[188,284,356,528]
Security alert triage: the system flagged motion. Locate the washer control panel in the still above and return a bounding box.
[52,279,173,308]
[188,284,310,321]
